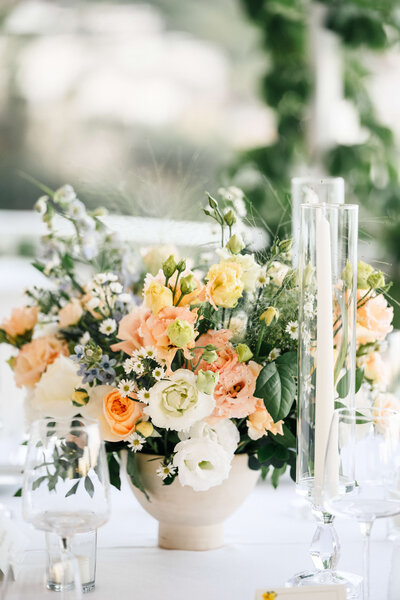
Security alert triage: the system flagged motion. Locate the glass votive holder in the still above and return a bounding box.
[46,530,97,593]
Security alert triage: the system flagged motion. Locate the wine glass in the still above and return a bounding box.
[22,417,110,594]
[323,407,400,600]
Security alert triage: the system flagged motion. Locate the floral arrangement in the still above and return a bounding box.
[0,184,395,495]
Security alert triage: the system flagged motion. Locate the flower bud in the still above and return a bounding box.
[226,234,245,255]
[180,273,197,294]
[357,260,374,290]
[135,421,154,438]
[72,388,89,407]
[224,208,237,227]
[167,319,196,348]
[236,343,253,363]
[162,255,177,278]
[92,207,108,217]
[279,239,292,253]
[260,306,279,326]
[207,193,218,210]
[177,259,186,272]
[144,281,173,315]
[196,370,219,395]
[202,346,218,363]
[34,196,48,215]
[367,270,385,290]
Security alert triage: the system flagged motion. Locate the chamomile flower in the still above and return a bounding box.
[118,379,136,398]
[132,349,146,362]
[144,346,158,360]
[127,432,145,452]
[99,318,117,336]
[138,388,151,403]
[152,366,165,381]
[156,462,177,480]
[133,362,145,376]
[268,348,281,362]
[123,358,135,374]
[285,321,299,340]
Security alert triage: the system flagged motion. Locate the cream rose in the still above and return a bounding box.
[32,355,82,418]
[144,369,215,431]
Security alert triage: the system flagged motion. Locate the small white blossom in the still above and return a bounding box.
[152,366,165,381]
[138,388,151,403]
[303,301,314,319]
[118,293,132,304]
[286,321,299,340]
[86,297,100,311]
[94,273,107,285]
[133,362,145,376]
[127,432,145,452]
[34,196,48,215]
[104,272,118,282]
[118,379,136,397]
[99,318,117,335]
[79,332,91,345]
[301,327,312,348]
[123,358,135,374]
[268,348,281,362]
[144,346,158,360]
[67,199,86,220]
[156,462,177,480]
[132,349,146,362]
[110,282,123,294]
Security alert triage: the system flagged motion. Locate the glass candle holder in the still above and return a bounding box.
[46,530,97,593]
[288,200,361,597]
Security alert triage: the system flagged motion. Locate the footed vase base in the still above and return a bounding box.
[287,569,362,599]
[158,522,224,551]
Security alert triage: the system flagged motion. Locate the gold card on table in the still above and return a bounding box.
[255,586,347,600]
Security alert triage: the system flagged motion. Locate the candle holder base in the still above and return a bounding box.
[287,569,362,598]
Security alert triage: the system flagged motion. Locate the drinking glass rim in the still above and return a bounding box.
[300,202,358,212]
[333,406,400,421]
[292,176,344,185]
[29,415,100,430]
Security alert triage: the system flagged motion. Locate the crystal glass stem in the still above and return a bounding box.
[360,521,373,600]
[310,508,340,575]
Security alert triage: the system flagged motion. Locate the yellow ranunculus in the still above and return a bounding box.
[206,262,243,308]
[144,281,173,315]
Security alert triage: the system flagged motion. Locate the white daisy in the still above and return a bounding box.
[127,432,145,452]
[152,366,165,381]
[99,318,117,336]
[303,301,314,319]
[118,379,136,398]
[156,462,177,480]
[144,346,158,360]
[110,282,123,294]
[123,358,135,374]
[268,348,281,362]
[133,362,145,376]
[285,321,299,340]
[138,388,151,403]
[132,349,146,362]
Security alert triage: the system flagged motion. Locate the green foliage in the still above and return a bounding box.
[126,451,149,500]
[254,351,297,421]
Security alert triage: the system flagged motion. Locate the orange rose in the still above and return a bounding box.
[103,388,144,440]
[13,335,68,388]
[58,298,83,328]
[247,406,284,440]
[1,306,38,339]
[356,291,393,345]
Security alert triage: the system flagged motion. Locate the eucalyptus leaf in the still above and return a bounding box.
[84,476,95,498]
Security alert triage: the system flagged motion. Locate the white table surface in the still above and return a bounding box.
[1,473,398,599]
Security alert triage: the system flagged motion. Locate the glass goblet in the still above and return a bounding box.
[323,406,400,600]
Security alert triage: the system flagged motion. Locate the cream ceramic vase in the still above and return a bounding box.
[124,452,260,551]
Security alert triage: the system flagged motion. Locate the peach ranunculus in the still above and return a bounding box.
[1,306,39,339]
[58,298,83,328]
[194,329,262,421]
[13,335,68,388]
[356,290,393,346]
[104,388,145,440]
[247,405,284,440]
[111,305,198,372]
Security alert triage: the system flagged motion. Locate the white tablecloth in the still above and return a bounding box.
[1,474,398,599]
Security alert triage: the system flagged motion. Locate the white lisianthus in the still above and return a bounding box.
[173,438,232,491]
[217,249,261,292]
[179,419,239,455]
[144,369,215,431]
[32,355,82,418]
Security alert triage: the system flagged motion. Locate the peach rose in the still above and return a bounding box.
[104,388,144,440]
[112,305,198,373]
[247,405,284,440]
[356,291,393,345]
[194,329,262,421]
[1,306,38,339]
[58,298,83,328]
[14,335,68,388]
[362,351,389,386]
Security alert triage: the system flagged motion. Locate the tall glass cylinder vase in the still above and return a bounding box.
[289,201,361,596]
[291,177,344,266]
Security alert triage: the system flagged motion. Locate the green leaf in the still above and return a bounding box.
[107,452,121,491]
[14,488,22,497]
[337,369,351,399]
[248,454,261,471]
[255,359,296,422]
[65,481,80,497]
[273,424,296,449]
[257,444,276,463]
[84,476,94,498]
[32,476,47,491]
[271,465,287,489]
[355,367,364,393]
[126,452,149,501]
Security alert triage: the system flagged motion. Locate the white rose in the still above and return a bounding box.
[179,419,239,456]
[217,249,262,292]
[32,355,82,418]
[173,438,232,491]
[144,369,215,431]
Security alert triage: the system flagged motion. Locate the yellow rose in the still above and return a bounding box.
[206,262,243,308]
[58,298,83,328]
[144,281,173,315]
